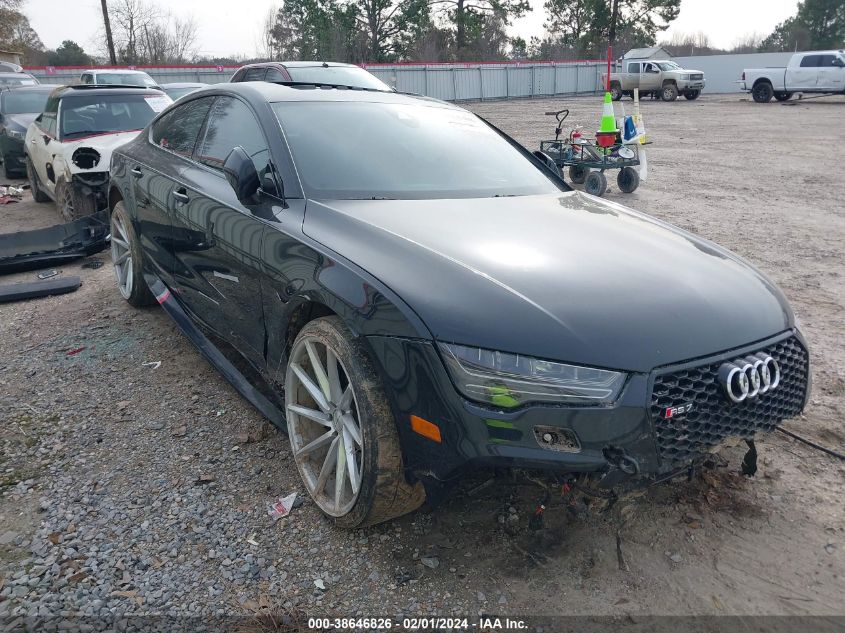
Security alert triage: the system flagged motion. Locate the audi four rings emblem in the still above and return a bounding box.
[718,354,781,403]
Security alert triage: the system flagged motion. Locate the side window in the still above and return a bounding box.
[817,54,836,67]
[81,74,91,84]
[799,55,819,67]
[244,67,266,81]
[197,96,270,178]
[151,96,214,157]
[627,63,640,74]
[265,67,287,82]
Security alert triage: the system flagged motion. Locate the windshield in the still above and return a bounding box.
[60,93,172,139]
[94,72,157,87]
[285,66,391,91]
[657,62,681,71]
[273,101,562,200]
[0,75,37,87]
[2,89,50,114]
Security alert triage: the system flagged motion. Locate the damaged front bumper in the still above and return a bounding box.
[366,330,810,498]
[71,171,110,212]
[0,209,109,273]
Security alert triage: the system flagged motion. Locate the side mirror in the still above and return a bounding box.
[833,58,844,67]
[223,146,260,205]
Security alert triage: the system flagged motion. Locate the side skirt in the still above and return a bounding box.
[143,273,286,430]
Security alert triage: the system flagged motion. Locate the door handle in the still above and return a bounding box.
[131,166,143,178]
[172,188,190,204]
[30,139,36,144]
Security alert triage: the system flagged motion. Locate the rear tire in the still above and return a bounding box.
[661,83,678,101]
[584,171,607,197]
[774,91,793,102]
[752,82,774,103]
[285,317,425,528]
[617,167,640,193]
[568,164,587,184]
[110,201,156,307]
[26,156,50,203]
[684,90,701,100]
[610,84,623,101]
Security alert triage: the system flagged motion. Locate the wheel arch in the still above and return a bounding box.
[752,77,773,88]
[108,183,124,214]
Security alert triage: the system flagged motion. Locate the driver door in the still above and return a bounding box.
[640,63,660,92]
[170,95,274,368]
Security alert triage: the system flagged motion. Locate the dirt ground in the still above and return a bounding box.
[0,94,843,625]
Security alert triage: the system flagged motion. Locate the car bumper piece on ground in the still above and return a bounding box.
[0,209,109,274]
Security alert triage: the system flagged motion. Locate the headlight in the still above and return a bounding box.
[439,343,627,408]
[72,147,101,169]
[7,129,25,140]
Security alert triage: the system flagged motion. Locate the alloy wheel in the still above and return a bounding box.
[111,213,134,299]
[285,337,364,517]
[59,186,75,222]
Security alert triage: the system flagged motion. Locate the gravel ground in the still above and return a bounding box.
[0,94,843,629]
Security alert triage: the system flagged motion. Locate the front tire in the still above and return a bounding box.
[774,91,793,102]
[752,82,774,103]
[56,178,96,222]
[26,156,50,203]
[661,83,678,101]
[684,90,701,100]
[284,317,425,528]
[110,202,156,307]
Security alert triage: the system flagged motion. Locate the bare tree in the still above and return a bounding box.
[257,4,280,60]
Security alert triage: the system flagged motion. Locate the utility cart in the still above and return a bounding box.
[539,109,643,198]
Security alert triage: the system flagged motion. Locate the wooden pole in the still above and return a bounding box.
[101,0,117,65]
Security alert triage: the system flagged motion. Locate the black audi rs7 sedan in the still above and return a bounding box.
[107,81,810,527]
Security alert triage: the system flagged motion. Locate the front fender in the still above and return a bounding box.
[260,210,432,384]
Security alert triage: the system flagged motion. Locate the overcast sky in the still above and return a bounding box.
[25,0,801,60]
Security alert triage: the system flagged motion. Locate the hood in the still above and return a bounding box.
[60,130,142,172]
[5,113,37,131]
[303,192,792,373]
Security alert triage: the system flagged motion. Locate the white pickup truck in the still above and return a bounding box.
[740,50,845,102]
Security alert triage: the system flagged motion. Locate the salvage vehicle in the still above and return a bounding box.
[0,71,39,87]
[739,50,845,102]
[107,82,810,528]
[25,85,171,221]
[230,61,392,91]
[604,59,705,101]
[79,68,159,89]
[0,84,53,178]
[160,82,208,101]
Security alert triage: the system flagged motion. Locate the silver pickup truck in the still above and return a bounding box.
[604,59,706,102]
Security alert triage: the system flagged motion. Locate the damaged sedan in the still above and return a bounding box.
[107,82,810,528]
[24,85,171,221]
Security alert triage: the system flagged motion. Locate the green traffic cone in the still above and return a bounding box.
[598,91,617,133]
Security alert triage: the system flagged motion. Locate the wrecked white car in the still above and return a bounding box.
[24,85,171,220]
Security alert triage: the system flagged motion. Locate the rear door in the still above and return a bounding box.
[170,95,275,366]
[788,54,820,91]
[134,95,215,284]
[815,54,844,91]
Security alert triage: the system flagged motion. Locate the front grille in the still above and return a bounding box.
[690,73,704,80]
[649,335,808,463]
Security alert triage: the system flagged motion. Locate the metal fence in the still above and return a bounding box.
[24,52,800,100]
[25,61,606,101]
